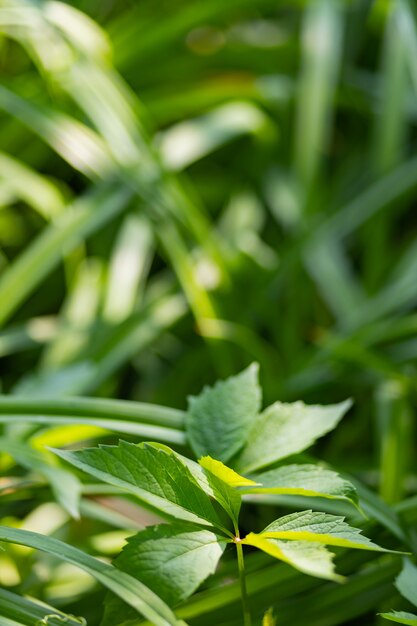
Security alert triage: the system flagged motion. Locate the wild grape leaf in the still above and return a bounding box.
[240,464,358,507]
[132,444,243,526]
[396,559,417,608]
[186,363,261,463]
[379,613,417,625]
[236,399,352,473]
[52,441,224,529]
[199,457,258,488]
[260,510,395,551]
[102,523,226,626]
[242,534,343,582]
[117,523,226,605]
[197,456,257,524]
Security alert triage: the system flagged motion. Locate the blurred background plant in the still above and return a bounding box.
[0,0,416,624]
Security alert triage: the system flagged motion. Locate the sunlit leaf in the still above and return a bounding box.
[380,612,417,625]
[52,441,225,530]
[241,464,358,508]
[259,510,397,552]
[242,533,344,583]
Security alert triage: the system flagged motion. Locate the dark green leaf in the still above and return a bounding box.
[186,363,261,463]
[52,441,225,530]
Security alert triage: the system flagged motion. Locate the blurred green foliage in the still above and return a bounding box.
[0,0,416,624]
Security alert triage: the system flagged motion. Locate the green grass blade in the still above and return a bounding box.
[0,526,187,626]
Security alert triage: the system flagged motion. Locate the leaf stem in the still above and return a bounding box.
[235,536,251,626]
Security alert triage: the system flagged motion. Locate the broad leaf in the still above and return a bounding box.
[396,559,417,608]
[236,399,352,472]
[116,523,226,605]
[241,464,358,507]
[198,456,256,524]
[380,612,417,625]
[259,510,394,551]
[186,363,261,463]
[242,534,344,582]
[102,524,227,626]
[0,526,186,626]
[145,446,241,526]
[52,441,224,530]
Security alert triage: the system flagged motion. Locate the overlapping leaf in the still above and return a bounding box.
[198,456,257,524]
[0,526,187,626]
[241,464,358,507]
[380,559,417,624]
[236,399,352,473]
[116,523,226,606]
[52,441,224,530]
[102,523,227,626]
[186,363,261,463]
[242,534,343,582]
[242,509,398,584]
[259,510,395,551]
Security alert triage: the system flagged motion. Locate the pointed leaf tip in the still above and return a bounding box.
[199,456,258,487]
[186,363,261,463]
[236,398,353,473]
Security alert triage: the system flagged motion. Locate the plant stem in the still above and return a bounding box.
[235,538,252,626]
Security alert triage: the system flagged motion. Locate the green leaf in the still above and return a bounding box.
[0,586,85,626]
[0,526,187,626]
[396,559,417,608]
[242,534,344,583]
[52,441,225,530]
[199,457,258,487]
[259,510,395,552]
[379,612,417,625]
[116,523,227,605]
[198,456,256,524]
[101,523,227,626]
[241,464,358,507]
[186,363,261,463]
[236,399,352,473]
